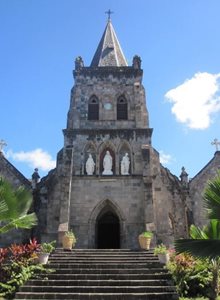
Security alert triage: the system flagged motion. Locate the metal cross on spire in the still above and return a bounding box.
[211,138,220,151]
[105,9,114,21]
[0,139,7,153]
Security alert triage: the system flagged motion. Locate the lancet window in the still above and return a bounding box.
[88,96,99,120]
[117,96,128,120]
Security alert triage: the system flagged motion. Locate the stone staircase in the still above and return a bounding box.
[15,249,179,300]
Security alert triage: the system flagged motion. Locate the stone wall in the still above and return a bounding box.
[0,153,32,247]
[189,151,220,228]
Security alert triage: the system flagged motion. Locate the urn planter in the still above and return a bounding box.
[62,230,76,250]
[138,231,153,250]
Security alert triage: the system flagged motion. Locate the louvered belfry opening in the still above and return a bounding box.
[117,97,128,120]
[88,97,99,120]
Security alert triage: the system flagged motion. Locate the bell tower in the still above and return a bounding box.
[52,17,156,249]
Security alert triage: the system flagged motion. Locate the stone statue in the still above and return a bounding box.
[75,56,84,70]
[121,153,130,175]
[32,168,40,189]
[132,55,141,69]
[102,151,113,175]
[86,154,95,175]
[180,167,188,188]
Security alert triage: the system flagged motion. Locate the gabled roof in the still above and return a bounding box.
[90,20,128,67]
[0,153,31,189]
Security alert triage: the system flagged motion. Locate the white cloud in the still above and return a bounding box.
[7,148,56,171]
[159,150,173,165]
[165,72,220,129]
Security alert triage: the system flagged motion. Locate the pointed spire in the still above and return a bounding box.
[90,19,128,67]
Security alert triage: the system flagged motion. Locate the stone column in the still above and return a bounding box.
[141,145,155,244]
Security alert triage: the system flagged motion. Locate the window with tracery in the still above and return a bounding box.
[88,96,99,120]
[117,97,128,120]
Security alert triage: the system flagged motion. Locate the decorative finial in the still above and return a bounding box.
[211,138,220,151]
[0,139,7,153]
[105,9,114,21]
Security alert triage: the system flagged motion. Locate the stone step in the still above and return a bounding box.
[25,279,172,287]
[50,257,159,264]
[42,273,172,280]
[50,254,157,259]
[15,249,178,300]
[48,262,162,269]
[15,292,179,299]
[46,267,167,274]
[54,248,153,253]
[19,285,176,293]
[53,250,154,256]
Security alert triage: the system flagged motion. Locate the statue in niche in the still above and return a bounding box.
[102,151,113,175]
[86,154,95,175]
[121,153,130,175]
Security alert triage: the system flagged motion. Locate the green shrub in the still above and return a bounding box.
[0,239,54,299]
[167,252,213,297]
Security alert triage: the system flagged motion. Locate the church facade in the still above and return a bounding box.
[0,19,220,248]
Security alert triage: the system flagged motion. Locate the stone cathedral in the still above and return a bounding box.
[0,19,220,248]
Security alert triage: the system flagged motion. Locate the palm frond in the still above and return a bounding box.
[0,178,18,219]
[0,199,8,214]
[0,213,38,234]
[190,224,209,239]
[175,239,220,260]
[203,172,220,219]
[0,178,37,233]
[14,186,32,216]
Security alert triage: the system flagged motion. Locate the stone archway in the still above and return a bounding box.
[96,210,120,249]
[88,199,126,249]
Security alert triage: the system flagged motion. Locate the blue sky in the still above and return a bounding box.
[0,0,220,180]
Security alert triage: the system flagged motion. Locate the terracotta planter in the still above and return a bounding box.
[158,253,170,264]
[38,252,50,264]
[138,235,151,250]
[62,236,75,250]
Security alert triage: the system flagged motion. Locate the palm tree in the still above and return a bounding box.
[0,178,37,234]
[175,172,220,299]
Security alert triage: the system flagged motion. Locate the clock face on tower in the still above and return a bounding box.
[104,103,112,110]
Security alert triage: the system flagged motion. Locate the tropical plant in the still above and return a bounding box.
[0,178,37,233]
[0,239,54,299]
[40,241,56,254]
[154,243,167,255]
[203,172,220,220]
[167,251,212,297]
[175,172,220,300]
[64,230,76,241]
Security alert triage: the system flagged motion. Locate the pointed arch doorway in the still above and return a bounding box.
[96,210,120,249]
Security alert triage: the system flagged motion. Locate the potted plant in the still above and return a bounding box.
[154,243,170,264]
[138,231,153,250]
[38,240,56,264]
[62,230,76,250]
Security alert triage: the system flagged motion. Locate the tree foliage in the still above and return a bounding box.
[0,178,37,233]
